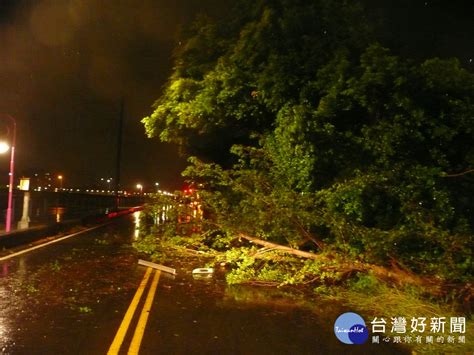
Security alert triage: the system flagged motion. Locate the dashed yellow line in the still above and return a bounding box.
[128,269,161,354]
[108,267,154,355]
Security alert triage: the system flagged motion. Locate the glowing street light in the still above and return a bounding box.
[136,183,143,194]
[101,177,113,191]
[0,114,16,233]
[0,142,9,154]
[58,175,63,189]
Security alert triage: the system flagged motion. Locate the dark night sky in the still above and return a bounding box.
[0,0,231,191]
[0,0,472,191]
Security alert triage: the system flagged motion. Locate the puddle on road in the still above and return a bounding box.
[139,256,409,355]
[0,218,409,354]
[0,223,145,354]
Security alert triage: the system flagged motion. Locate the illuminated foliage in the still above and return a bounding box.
[143,0,474,281]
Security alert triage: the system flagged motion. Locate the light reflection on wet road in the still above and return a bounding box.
[0,214,408,354]
[0,217,143,354]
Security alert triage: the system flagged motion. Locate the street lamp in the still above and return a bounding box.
[0,114,16,233]
[136,183,143,195]
[0,142,9,154]
[58,175,63,189]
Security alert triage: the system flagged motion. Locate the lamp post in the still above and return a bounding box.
[136,183,143,195]
[58,175,63,190]
[0,114,16,233]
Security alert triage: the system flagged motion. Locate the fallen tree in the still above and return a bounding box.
[238,233,319,260]
[236,232,461,298]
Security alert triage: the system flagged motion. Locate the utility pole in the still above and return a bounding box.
[115,98,124,211]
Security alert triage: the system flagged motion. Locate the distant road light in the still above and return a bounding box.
[0,142,9,154]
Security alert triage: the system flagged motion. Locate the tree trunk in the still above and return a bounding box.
[238,233,319,260]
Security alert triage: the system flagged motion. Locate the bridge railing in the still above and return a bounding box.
[0,190,144,231]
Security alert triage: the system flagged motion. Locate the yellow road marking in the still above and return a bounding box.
[128,269,161,355]
[108,267,153,355]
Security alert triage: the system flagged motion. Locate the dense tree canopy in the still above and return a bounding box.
[143,0,473,280]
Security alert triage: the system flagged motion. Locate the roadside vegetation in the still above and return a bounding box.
[135,190,473,353]
[136,0,473,353]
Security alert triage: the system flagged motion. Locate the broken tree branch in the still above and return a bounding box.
[442,168,474,177]
[238,233,319,260]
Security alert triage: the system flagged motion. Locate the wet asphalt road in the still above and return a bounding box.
[0,213,408,354]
